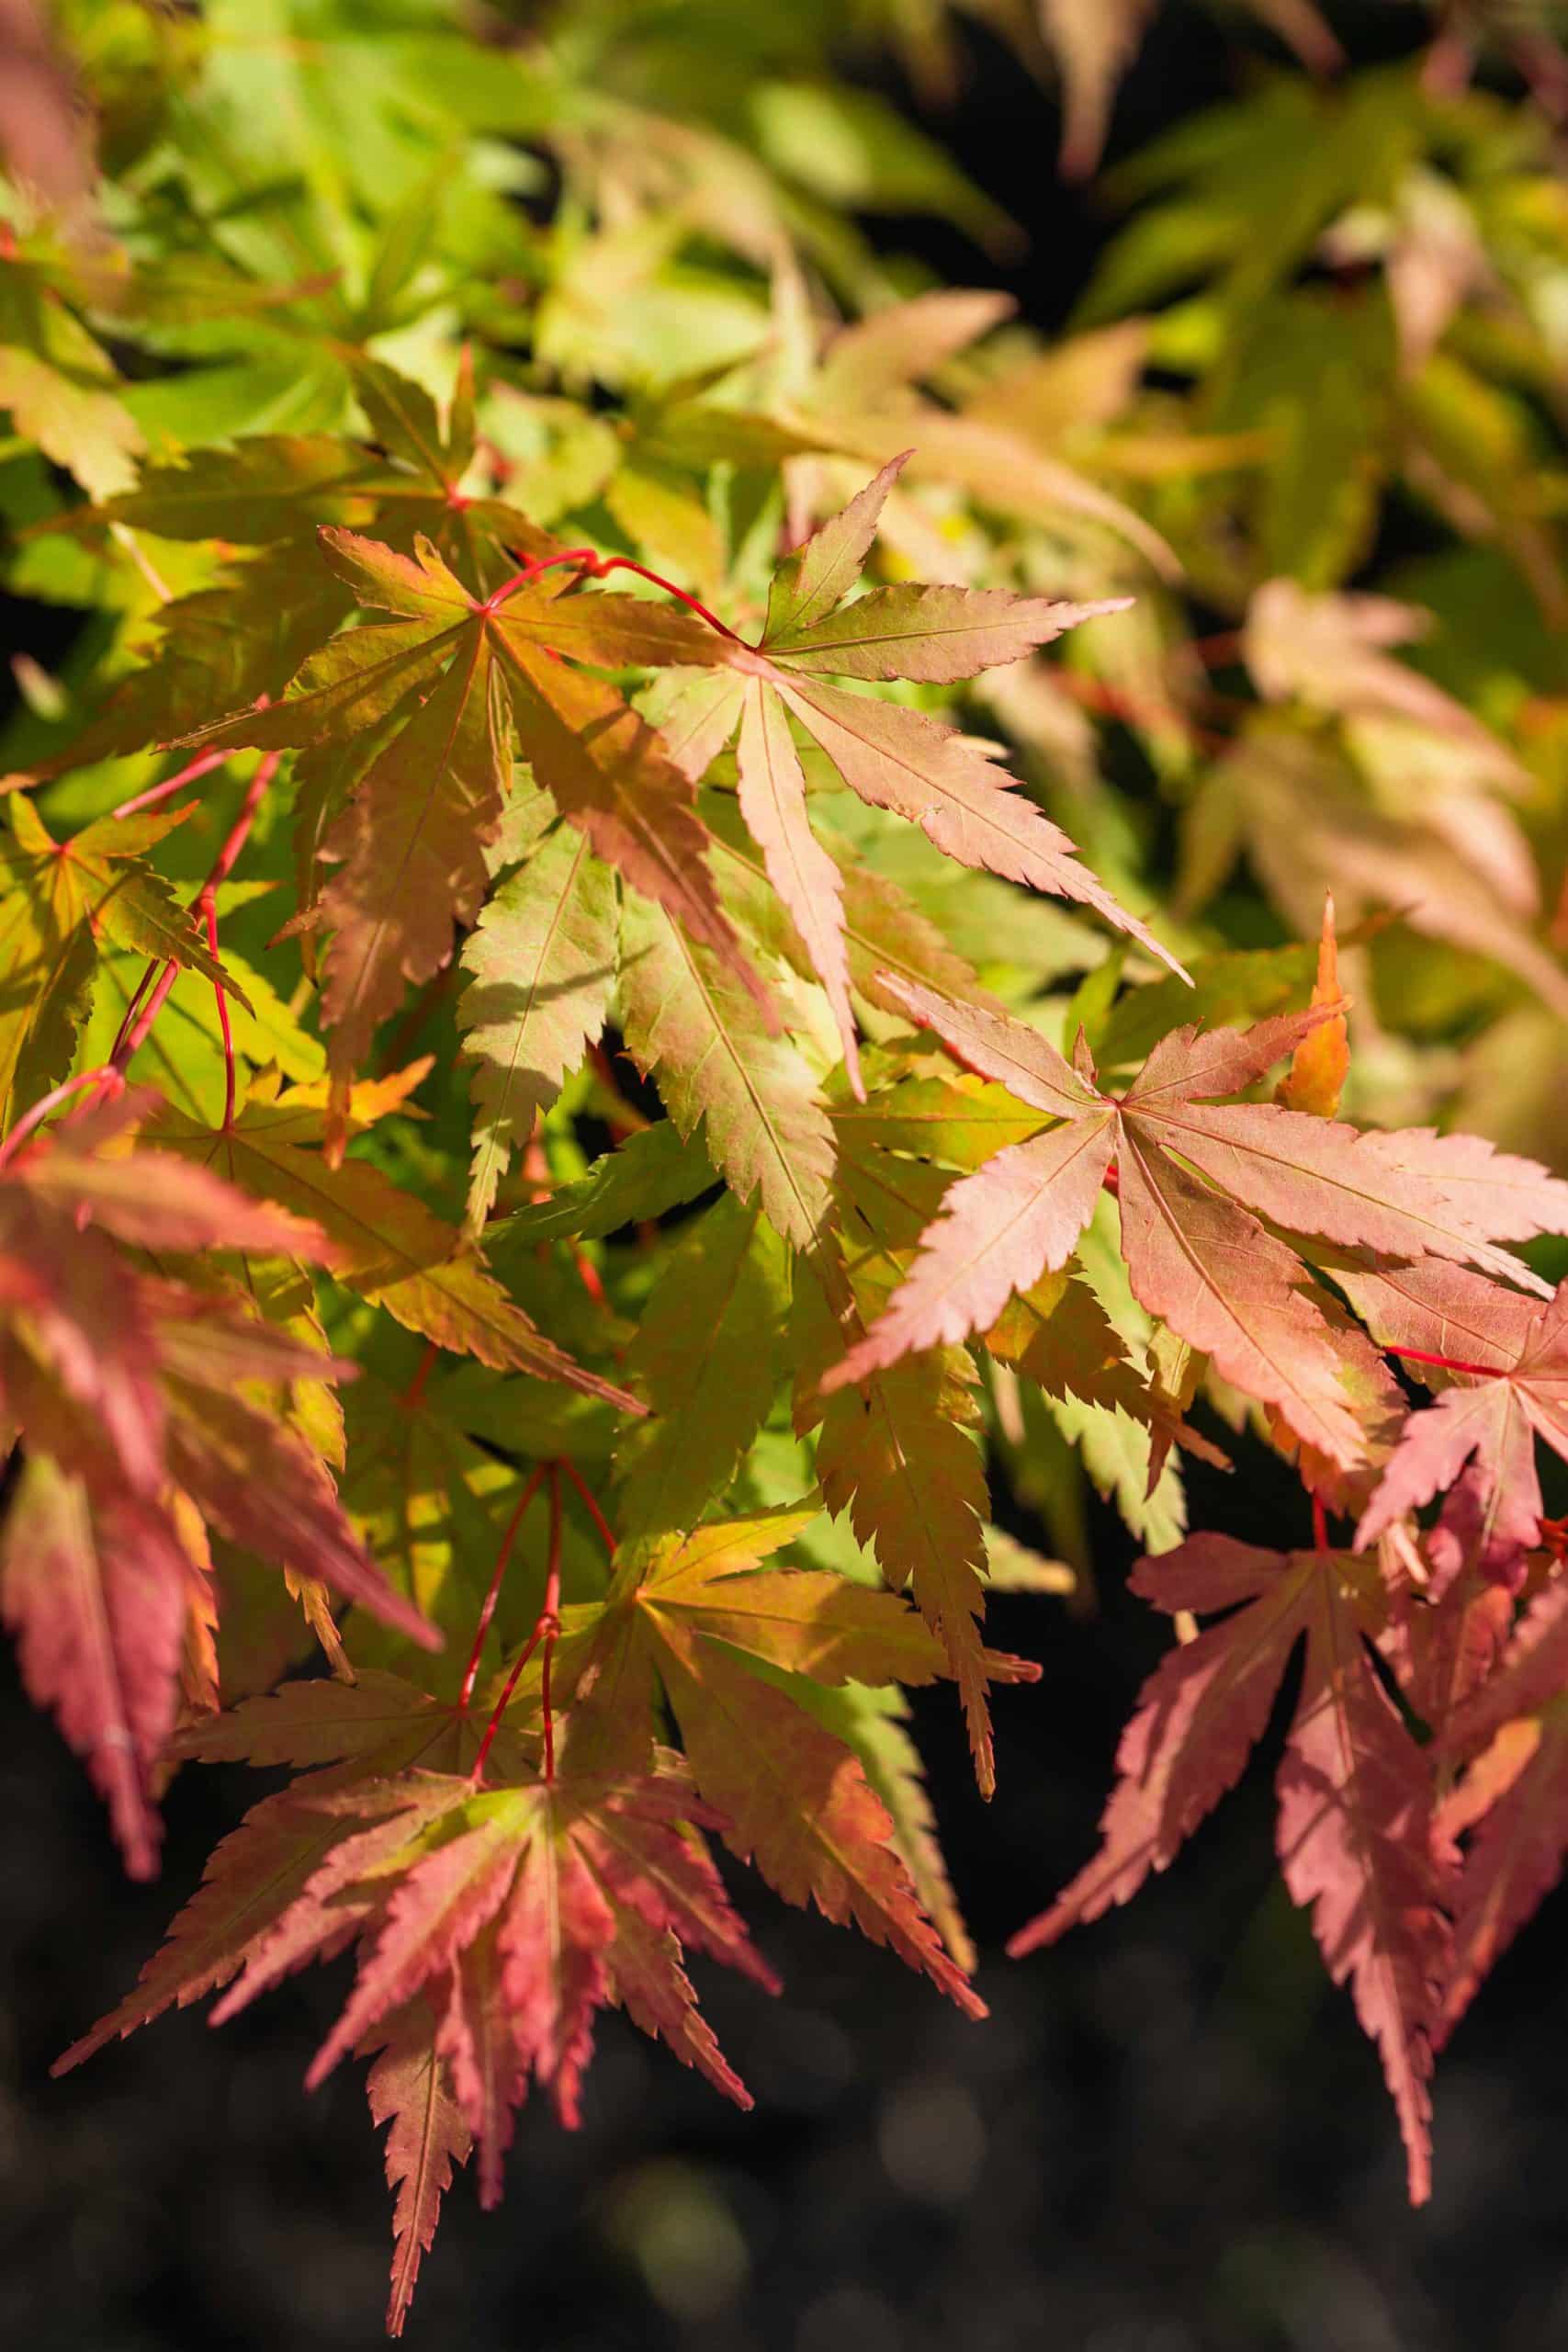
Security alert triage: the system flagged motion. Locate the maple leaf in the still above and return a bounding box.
[491,1118,716,1255]
[0,248,142,499]
[1010,1532,1450,2201]
[65,1728,773,2324]
[618,889,835,1252]
[1346,1261,1568,1580]
[570,1502,1029,1993]
[1430,1702,1568,2055]
[650,454,1182,1091]
[0,797,244,1131]
[768,288,1180,577]
[615,1192,790,1539]
[791,1174,1007,1793]
[825,975,1568,1470]
[58,356,552,585]
[148,1088,637,1409]
[457,819,618,1232]
[0,1092,440,1871]
[173,528,767,1096]
[366,2002,472,2338]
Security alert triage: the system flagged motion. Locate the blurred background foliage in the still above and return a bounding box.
[6,1,1568,2345]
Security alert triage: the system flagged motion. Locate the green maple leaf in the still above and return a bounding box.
[0,798,246,1132]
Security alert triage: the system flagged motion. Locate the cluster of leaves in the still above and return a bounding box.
[5,0,1568,2335]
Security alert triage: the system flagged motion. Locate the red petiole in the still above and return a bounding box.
[457,1464,549,1713]
[1387,1343,1501,1380]
[465,1459,618,1784]
[90,750,282,1114]
[111,746,231,823]
[558,1454,617,1559]
[0,1066,125,1168]
[488,545,747,646]
[470,1464,565,1786]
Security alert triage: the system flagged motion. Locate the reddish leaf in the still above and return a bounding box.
[366,2004,472,2339]
[1011,1534,1449,2200]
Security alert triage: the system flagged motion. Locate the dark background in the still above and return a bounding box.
[7,6,1568,2348]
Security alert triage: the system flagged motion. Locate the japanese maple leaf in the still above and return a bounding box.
[60,1730,773,2329]
[768,289,1179,578]
[0,1091,437,1874]
[649,452,1181,1093]
[823,975,1568,1470]
[1429,1702,1568,2057]
[80,356,542,571]
[1010,1532,1450,2202]
[567,1501,1032,2002]
[802,1110,1105,1793]
[170,526,766,1094]
[12,356,568,787]
[1346,1261,1568,1580]
[0,797,243,1132]
[365,2001,472,2337]
[457,813,617,1230]
[147,1080,638,1409]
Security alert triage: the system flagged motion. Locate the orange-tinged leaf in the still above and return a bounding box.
[773,673,1184,978]
[315,626,509,1077]
[827,1116,1116,1383]
[1276,892,1348,1118]
[627,1503,1031,1692]
[653,1631,985,2017]
[763,452,910,640]
[495,634,772,1019]
[765,582,1131,684]
[839,977,1562,1469]
[734,672,862,1095]
[151,1103,639,1410]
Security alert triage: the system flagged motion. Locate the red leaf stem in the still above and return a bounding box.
[110,747,230,823]
[457,1464,548,1712]
[558,1456,617,1559]
[0,1066,124,1166]
[1388,1343,1502,1381]
[469,1466,564,1786]
[491,545,746,646]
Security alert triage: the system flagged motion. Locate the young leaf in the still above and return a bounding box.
[1348,1264,1568,1577]
[1010,1532,1449,2201]
[829,975,1568,1469]
[367,2004,472,2340]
